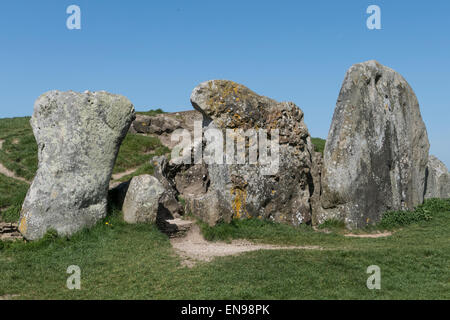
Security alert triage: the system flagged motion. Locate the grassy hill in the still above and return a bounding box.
[0,115,449,300]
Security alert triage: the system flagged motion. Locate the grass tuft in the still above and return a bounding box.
[378,198,449,229]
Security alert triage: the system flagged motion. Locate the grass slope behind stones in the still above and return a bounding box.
[0,174,29,222]
[113,133,169,175]
[0,117,37,181]
[311,137,326,155]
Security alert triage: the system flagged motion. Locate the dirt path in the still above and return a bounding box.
[0,139,30,184]
[0,163,30,184]
[344,232,392,238]
[109,168,139,189]
[313,226,393,238]
[111,168,138,181]
[0,294,19,300]
[171,225,323,267]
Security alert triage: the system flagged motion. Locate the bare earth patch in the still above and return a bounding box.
[111,168,138,181]
[344,232,392,238]
[109,168,138,188]
[313,226,393,238]
[171,225,323,267]
[0,139,31,183]
[0,294,20,300]
[0,163,30,184]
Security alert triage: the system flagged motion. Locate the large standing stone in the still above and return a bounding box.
[19,90,135,240]
[122,175,165,224]
[318,61,430,228]
[185,80,314,226]
[424,155,450,199]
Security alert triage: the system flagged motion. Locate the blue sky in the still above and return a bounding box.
[0,0,449,166]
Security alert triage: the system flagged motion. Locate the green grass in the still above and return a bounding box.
[113,133,169,177]
[0,174,28,208]
[311,137,326,155]
[0,174,29,222]
[317,218,347,232]
[0,117,38,181]
[1,199,449,299]
[376,199,449,229]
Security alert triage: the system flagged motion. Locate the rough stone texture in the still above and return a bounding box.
[184,80,314,226]
[19,90,135,240]
[318,60,430,228]
[129,111,203,149]
[157,218,194,238]
[152,155,185,219]
[424,155,450,199]
[310,151,323,226]
[0,222,23,241]
[131,114,181,135]
[122,175,165,224]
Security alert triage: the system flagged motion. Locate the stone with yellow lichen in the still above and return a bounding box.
[182,80,315,226]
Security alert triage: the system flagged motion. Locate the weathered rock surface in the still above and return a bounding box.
[130,111,203,149]
[310,151,323,226]
[157,218,194,238]
[424,155,450,199]
[130,114,181,135]
[318,60,430,228]
[19,90,135,240]
[170,80,315,226]
[0,222,23,241]
[122,175,165,224]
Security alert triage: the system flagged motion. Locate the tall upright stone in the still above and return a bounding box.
[318,61,430,228]
[424,155,450,199]
[19,90,135,240]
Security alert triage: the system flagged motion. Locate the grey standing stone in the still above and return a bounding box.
[122,175,165,224]
[424,155,450,199]
[19,90,135,240]
[319,61,430,228]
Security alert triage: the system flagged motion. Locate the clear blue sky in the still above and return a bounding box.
[1,0,449,166]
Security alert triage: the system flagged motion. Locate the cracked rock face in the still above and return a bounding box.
[424,155,450,200]
[319,61,430,228]
[186,80,315,226]
[19,90,135,240]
